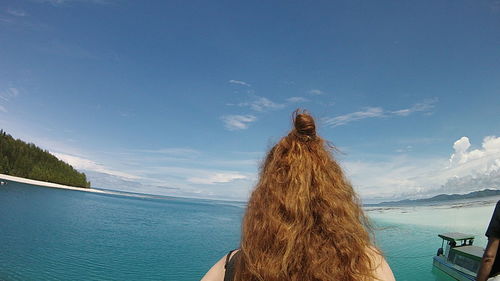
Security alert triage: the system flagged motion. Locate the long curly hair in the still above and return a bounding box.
[234,110,378,281]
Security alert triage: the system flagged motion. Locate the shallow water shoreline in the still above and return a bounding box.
[365,195,500,213]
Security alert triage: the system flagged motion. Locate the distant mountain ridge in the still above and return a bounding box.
[371,189,500,206]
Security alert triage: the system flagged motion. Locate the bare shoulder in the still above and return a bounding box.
[200,250,240,281]
[366,246,396,281]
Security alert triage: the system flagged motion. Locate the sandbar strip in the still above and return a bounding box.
[0,173,106,194]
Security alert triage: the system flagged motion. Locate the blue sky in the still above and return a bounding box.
[1,0,500,203]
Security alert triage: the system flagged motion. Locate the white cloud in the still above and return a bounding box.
[323,99,437,128]
[308,89,324,95]
[238,96,285,112]
[438,170,500,195]
[345,135,500,202]
[188,172,247,185]
[129,165,256,199]
[323,107,384,127]
[52,152,140,180]
[0,17,13,24]
[395,145,413,153]
[450,137,471,165]
[343,156,447,201]
[0,87,19,101]
[221,114,257,130]
[0,87,20,113]
[432,136,500,194]
[286,96,309,103]
[83,170,180,193]
[35,0,110,6]
[7,9,27,17]
[229,79,251,87]
[448,136,500,173]
[135,147,200,156]
[391,98,437,116]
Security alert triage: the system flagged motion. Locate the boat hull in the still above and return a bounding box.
[433,256,476,281]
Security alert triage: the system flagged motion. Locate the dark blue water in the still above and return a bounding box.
[0,181,456,280]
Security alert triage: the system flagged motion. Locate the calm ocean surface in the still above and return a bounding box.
[0,181,479,280]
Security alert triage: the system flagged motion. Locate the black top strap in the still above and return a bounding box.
[224,249,237,269]
[224,249,241,281]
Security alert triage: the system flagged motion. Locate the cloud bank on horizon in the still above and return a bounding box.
[344,135,500,201]
[47,127,500,202]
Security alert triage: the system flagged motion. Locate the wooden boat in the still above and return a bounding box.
[433,232,484,281]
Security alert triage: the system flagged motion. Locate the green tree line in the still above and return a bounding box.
[0,130,90,188]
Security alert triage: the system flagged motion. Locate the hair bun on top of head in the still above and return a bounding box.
[293,109,316,140]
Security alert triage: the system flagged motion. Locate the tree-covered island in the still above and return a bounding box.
[0,130,90,188]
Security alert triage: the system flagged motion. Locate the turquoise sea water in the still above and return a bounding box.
[0,181,487,280]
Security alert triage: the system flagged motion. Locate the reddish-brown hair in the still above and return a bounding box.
[234,110,378,281]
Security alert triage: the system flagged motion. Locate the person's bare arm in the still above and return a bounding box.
[200,250,239,281]
[374,256,396,281]
[477,237,499,281]
[200,255,226,281]
[368,247,396,281]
